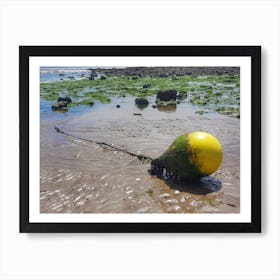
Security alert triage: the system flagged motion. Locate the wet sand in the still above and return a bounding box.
[40,97,240,214]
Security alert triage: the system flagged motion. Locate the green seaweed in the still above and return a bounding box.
[207,198,216,207]
[195,110,206,115]
[68,99,95,107]
[145,189,154,197]
[40,74,240,115]
[151,134,201,180]
[215,106,240,117]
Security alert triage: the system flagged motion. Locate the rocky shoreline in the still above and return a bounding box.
[90,67,240,77]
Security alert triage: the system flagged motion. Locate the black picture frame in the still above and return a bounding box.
[20,46,261,233]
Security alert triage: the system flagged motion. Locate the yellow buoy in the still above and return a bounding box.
[150,131,223,180]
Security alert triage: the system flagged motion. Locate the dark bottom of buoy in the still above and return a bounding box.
[148,162,200,182]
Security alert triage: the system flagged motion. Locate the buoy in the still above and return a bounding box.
[150,131,223,180]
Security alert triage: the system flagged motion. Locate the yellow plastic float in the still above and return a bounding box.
[150,131,223,180]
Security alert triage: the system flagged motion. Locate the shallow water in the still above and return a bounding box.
[40,66,92,83]
[40,97,240,213]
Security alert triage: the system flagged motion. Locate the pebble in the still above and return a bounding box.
[174,190,180,194]
[76,200,86,207]
[85,194,94,200]
[165,199,179,204]
[73,196,81,202]
[51,204,63,211]
[173,206,181,211]
[190,200,198,206]
[180,196,188,202]
[159,193,170,199]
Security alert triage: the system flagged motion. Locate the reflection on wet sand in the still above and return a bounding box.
[156,104,177,113]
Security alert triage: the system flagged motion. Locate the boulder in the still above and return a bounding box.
[135,98,149,106]
[156,90,177,102]
[51,101,68,110]
[57,97,72,103]
[143,83,151,89]
[90,71,98,77]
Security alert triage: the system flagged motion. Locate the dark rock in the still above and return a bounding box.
[135,98,149,106]
[156,90,177,102]
[90,71,98,77]
[116,104,120,108]
[89,77,95,80]
[143,83,151,89]
[51,101,68,110]
[133,113,142,116]
[93,67,240,77]
[152,105,157,109]
[57,97,72,103]
[100,75,107,80]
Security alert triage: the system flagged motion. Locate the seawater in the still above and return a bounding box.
[40,66,92,83]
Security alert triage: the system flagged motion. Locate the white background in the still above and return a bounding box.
[0,0,279,279]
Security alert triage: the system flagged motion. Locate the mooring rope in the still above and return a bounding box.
[54,126,153,162]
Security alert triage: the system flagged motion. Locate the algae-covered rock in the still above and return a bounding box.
[150,132,223,180]
[51,101,68,110]
[143,83,151,89]
[57,96,72,103]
